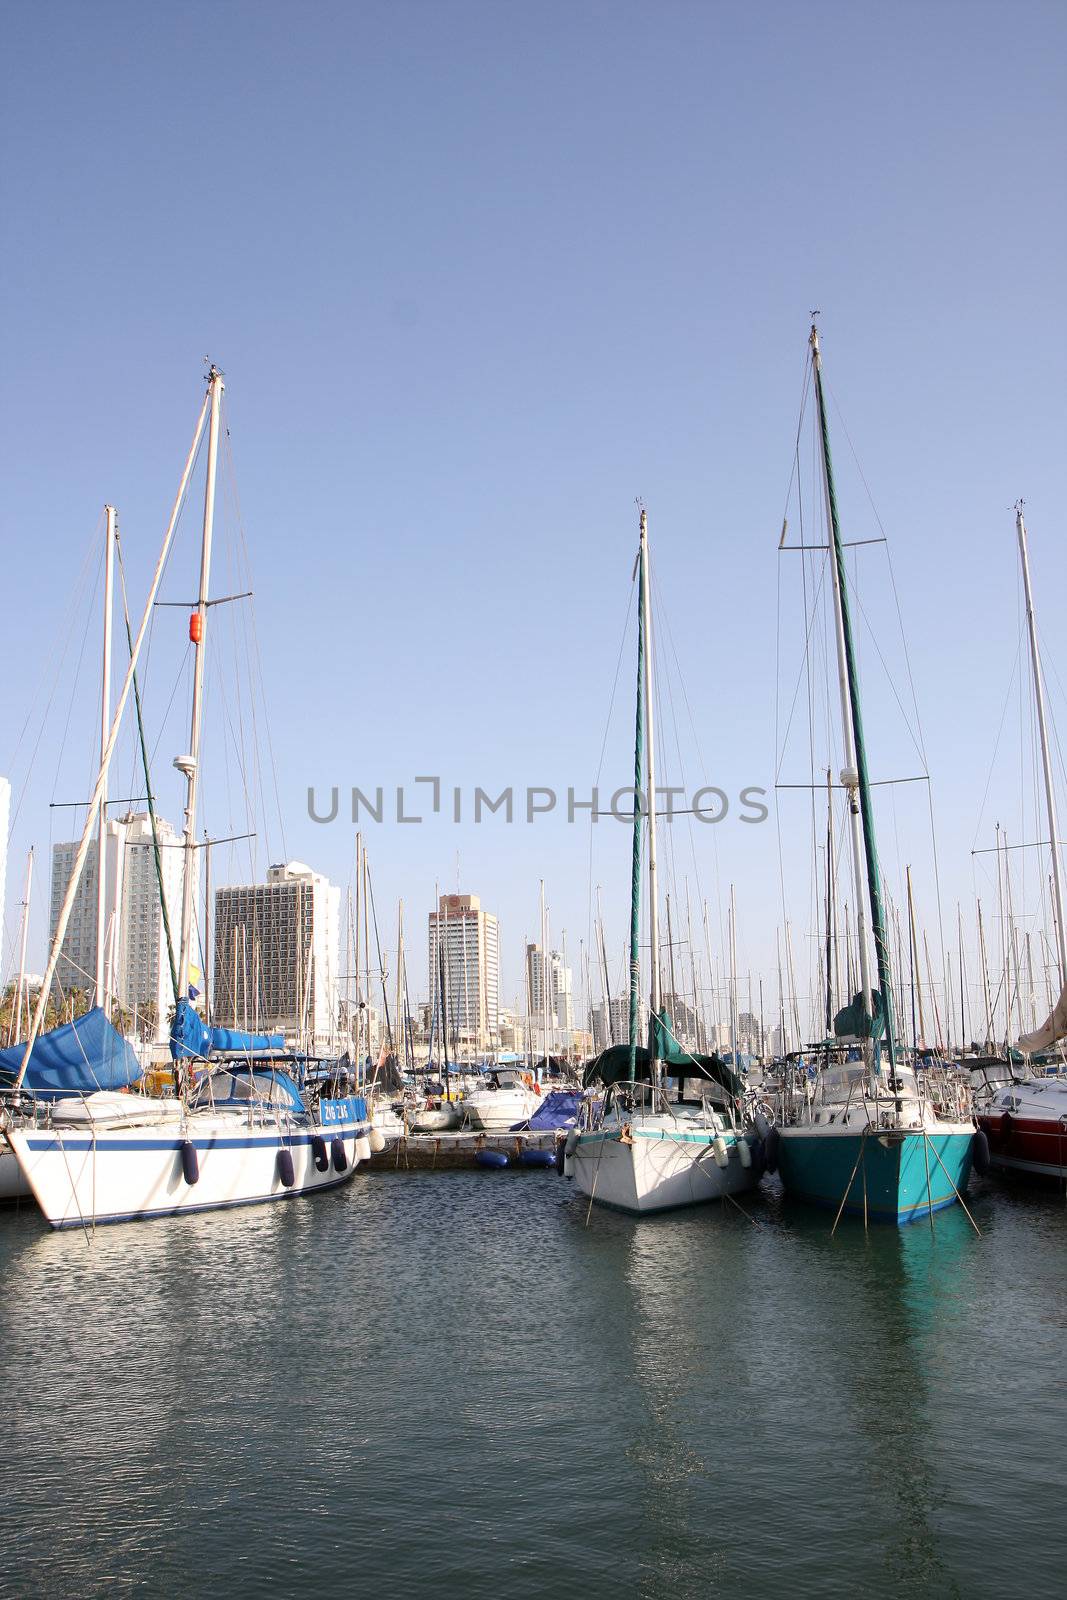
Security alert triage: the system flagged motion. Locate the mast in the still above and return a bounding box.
[595,886,614,1046]
[96,506,116,1013]
[15,380,211,1091]
[665,891,678,1023]
[824,769,834,1035]
[907,865,925,1048]
[540,879,550,1068]
[8,849,33,1047]
[177,364,223,1001]
[957,903,968,1052]
[977,898,995,1051]
[1016,504,1067,987]
[810,323,898,1084]
[638,509,662,1093]
[729,885,739,1065]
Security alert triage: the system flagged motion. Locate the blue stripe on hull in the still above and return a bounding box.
[777,1129,974,1225]
[24,1124,370,1154]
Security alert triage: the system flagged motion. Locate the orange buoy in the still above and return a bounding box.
[189,611,204,643]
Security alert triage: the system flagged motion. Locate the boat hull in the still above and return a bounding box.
[6,1109,370,1229]
[463,1091,539,1132]
[567,1126,758,1214]
[0,1138,32,1201]
[976,1109,1067,1181]
[776,1125,974,1224]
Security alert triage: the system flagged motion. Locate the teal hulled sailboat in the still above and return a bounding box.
[771,327,975,1225]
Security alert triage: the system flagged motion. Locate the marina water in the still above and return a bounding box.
[2,1172,1062,1598]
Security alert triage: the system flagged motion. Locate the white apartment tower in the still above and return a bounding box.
[213,861,340,1053]
[50,811,187,1038]
[428,894,499,1053]
[526,943,574,1044]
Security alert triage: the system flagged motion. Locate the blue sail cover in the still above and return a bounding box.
[0,1008,143,1098]
[511,1090,583,1131]
[170,998,285,1061]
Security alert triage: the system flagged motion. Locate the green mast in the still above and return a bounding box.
[810,325,899,1079]
[627,515,646,1085]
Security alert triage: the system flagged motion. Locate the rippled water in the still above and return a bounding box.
[1,1170,1063,1597]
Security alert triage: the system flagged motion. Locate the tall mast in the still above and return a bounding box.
[8,849,33,1047]
[977,897,995,1051]
[15,383,211,1090]
[96,506,116,1013]
[177,365,223,1000]
[639,510,662,1091]
[810,324,898,1081]
[729,885,739,1063]
[595,885,614,1046]
[539,879,549,1067]
[957,903,968,1052]
[1016,504,1067,989]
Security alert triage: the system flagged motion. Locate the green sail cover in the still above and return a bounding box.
[584,1009,744,1100]
[833,988,886,1042]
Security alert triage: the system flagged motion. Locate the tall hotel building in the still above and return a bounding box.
[213,861,340,1053]
[428,894,499,1053]
[50,811,187,1038]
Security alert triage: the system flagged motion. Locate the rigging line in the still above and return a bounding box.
[847,576,929,771]
[648,566,711,944]
[970,624,1024,852]
[147,646,193,770]
[114,538,180,1005]
[50,542,103,818]
[649,564,727,952]
[5,512,102,821]
[774,551,831,783]
[824,374,931,772]
[224,425,287,862]
[586,559,639,1014]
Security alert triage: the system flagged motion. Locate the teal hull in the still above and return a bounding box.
[776,1128,974,1224]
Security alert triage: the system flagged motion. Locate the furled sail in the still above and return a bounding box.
[170,997,285,1061]
[0,1008,143,1097]
[1018,979,1067,1054]
[833,988,885,1042]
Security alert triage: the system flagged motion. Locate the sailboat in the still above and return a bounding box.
[564,509,759,1214]
[3,366,372,1228]
[976,505,1067,1182]
[770,326,975,1224]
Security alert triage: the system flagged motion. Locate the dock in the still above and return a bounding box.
[367,1129,561,1171]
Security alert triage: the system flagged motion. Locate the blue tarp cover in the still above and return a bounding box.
[0,1008,143,1098]
[511,1090,582,1131]
[171,998,285,1061]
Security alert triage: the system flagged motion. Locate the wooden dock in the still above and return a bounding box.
[366,1129,560,1171]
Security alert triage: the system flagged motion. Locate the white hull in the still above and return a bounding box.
[567,1123,758,1213]
[6,1110,369,1229]
[0,1139,32,1201]
[463,1089,540,1132]
[411,1107,461,1133]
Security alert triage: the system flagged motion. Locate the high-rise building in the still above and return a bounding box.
[526,943,574,1044]
[50,811,187,1038]
[590,993,648,1052]
[213,861,340,1053]
[428,893,499,1052]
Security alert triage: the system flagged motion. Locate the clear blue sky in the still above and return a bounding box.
[2,1,1065,1025]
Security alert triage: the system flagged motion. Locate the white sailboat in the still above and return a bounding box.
[3,366,372,1228]
[564,509,759,1214]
